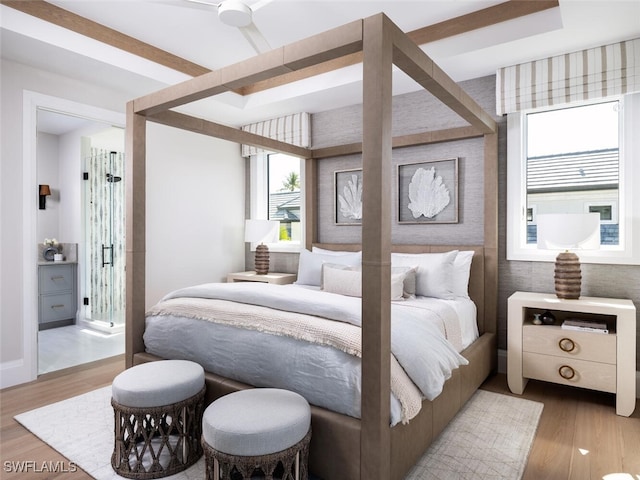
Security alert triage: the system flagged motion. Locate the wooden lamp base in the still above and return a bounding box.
[554,251,581,299]
[254,243,270,275]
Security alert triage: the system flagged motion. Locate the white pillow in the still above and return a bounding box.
[322,265,362,297]
[320,262,352,289]
[312,246,362,256]
[391,251,458,299]
[453,251,474,299]
[322,264,406,300]
[296,249,361,286]
[390,270,410,301]
[392,266,417,299]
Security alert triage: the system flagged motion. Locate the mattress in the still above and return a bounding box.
[144,283,478,425]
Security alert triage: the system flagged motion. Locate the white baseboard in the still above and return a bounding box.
[497,348,640,399]
[0,359,31,390]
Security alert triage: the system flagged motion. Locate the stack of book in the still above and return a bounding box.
[561,318,609,334]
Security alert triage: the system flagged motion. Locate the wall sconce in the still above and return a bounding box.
[39,184,51,210]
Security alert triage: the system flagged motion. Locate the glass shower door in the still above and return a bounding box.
[84,149,125,329]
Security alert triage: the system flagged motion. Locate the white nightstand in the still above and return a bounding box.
[226,271,297,285]
[507,291,636,417]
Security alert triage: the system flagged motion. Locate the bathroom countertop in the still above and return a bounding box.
[38,260,77,266]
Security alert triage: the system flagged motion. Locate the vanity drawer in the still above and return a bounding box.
[523,325,616,364]
[39,264,74,293]
[39,293,75,322]
[523,351,616,393]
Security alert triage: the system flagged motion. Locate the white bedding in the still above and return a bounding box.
[294,284,479,350]
[144,283,477,425]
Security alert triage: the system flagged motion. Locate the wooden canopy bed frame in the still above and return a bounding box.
[126,13,498,480]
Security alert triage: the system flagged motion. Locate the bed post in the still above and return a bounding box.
[125,100,147,368]
[304,157,318,249]
[361,13,393,480]
[483,133,498,334]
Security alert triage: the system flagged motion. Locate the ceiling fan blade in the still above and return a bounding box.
[239,22,271,53]
[250,0,273,12]
[185,0,219,6]
[178,0,219,11]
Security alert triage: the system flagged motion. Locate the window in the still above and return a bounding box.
[526,101,619,246]
[507,92,640,264]
[268,153,301,244]
[250,152,304,253]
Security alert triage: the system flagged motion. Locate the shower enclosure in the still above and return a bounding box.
[82,149,125,331]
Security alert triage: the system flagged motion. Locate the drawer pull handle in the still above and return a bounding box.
[558,365,576,380]
[51,276,65,280]
[51,304,65,309]
[558,337,576,352]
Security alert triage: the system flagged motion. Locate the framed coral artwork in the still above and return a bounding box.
[397,158,458,224]
[334,168,362,225]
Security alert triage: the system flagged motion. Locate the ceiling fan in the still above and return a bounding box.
[184,0,273,53]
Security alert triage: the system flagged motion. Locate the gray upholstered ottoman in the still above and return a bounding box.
[202,388,311,480]
[111,360,205,479]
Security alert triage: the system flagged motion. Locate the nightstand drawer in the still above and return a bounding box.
[39,264,74,293]
[40,293,76,322]
[523,352,616,393]
[523,325,616,364]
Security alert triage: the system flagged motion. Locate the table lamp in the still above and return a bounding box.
[537,213,600,299]
[245,219,280,275]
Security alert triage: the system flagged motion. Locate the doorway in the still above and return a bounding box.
[33,101,125,375]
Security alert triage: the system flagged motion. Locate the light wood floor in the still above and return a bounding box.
[1,357,639,479]
[1,355,126,479]
[482,374,640,480]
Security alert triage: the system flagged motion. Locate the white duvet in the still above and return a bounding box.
[144,282,471,425]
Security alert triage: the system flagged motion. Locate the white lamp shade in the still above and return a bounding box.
[537,213,601,250]
[244,219,280,243]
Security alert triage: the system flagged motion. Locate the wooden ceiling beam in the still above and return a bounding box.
[239,0,559,95]
[3,0,558,97]
[1,0,210,77]
[133,20,363,115]
[408,0,559,45]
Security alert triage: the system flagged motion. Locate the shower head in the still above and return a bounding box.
[106,173,122,183]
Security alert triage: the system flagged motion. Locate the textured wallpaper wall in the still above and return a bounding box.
[250,74,640,372]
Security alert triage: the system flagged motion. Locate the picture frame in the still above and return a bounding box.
[397,158,458,224]
[334,169,363,225]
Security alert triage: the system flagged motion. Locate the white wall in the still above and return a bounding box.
[36,133,60,241]
[145,122,245,307]
[0,59,246,388]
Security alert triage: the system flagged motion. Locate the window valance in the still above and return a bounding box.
[496,38,639,115]
[241,112,310,157]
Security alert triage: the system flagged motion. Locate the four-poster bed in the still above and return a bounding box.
[126,13,498,480]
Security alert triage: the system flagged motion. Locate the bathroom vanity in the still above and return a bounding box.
[38,262,77,330]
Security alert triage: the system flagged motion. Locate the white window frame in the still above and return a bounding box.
[584,201,618,224]
[249,152,304,253]
[506,93,640,265]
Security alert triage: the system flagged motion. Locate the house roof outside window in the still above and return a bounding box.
[527,149,618,193]
[269,191,300,221]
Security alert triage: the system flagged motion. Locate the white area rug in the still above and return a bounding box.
[14,387,542,480]
[405,389,544,480]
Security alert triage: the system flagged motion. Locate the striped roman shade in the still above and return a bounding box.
[241,112,310,157]
[496,38,639,115]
